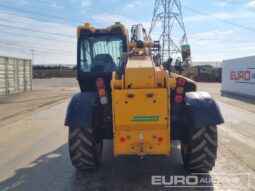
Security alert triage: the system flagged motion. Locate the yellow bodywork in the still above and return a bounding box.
[112,55,176,156]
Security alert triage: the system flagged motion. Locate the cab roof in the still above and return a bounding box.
[77,23,127,38]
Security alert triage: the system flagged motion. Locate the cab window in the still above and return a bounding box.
[80,36,123,73]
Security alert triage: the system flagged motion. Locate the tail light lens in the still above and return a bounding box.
[120,137,126,143]
[178,78,186,86]
[96,78,108,105]
[98,89,106,97]
[158,136,163,143]
[96,78,104,88]
[175,95,183,103]
[176,87,184,95]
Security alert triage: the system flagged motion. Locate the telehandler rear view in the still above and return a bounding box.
[65,22,224,172]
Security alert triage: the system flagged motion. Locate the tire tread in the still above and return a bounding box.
[182,126,218,173]
[68,128,102,169]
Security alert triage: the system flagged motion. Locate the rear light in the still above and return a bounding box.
[96,78,104,88]
[175,95,183,103]
[100,96,108,105]
[96,78,108,105]
[176,87,184,95]
[120,137,126,143]
[158,136,163,143]
[178,78,186,86]
[98,89,106,96]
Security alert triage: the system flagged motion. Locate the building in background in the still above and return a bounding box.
[222,56,255,98]
[192,62,222,68]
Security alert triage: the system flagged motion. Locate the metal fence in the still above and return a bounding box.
[0,56,32,96]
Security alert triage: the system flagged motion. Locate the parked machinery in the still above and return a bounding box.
[65,23,224,172]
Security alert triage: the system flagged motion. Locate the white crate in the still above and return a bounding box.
[0,56,32,95]
[222,56,255,98]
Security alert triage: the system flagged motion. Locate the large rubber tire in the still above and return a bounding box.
[181,126,218,173]
[68,128,103,170]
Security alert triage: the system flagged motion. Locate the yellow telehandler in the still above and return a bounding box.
[65,22,224,172]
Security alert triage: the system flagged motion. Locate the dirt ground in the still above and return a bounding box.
[1,81,254,128]
[0,78,79,127]
[197,82,255,113]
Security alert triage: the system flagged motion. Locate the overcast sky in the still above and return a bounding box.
[0,0,254,65]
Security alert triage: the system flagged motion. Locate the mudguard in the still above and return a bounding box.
[65,92,98,129]
[185,91,224,128]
